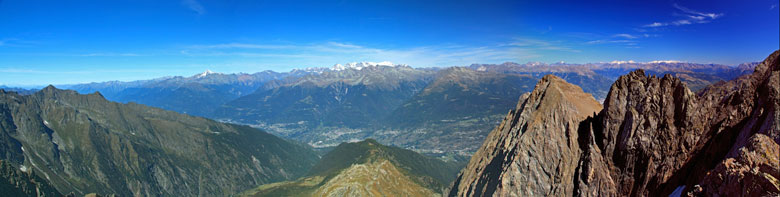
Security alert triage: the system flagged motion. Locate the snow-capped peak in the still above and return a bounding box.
[647,60,682,64]
[331,61,400,71]
[196,69,217,78]
[609,60,636,64]
[525,62,546,66]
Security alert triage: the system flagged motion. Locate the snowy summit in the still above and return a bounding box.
[195,69,218,78]
[331,61,400,71]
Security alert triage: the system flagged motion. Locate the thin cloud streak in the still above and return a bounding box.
[613,34,637,39]
[0,68,188,75]
[182,0,205,15]
[79,53,143,57]
[643,4,723,27]
[181,39,576,67]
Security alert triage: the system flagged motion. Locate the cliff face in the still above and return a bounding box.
[451,50,780,196]
[575,50,780,196]
[450,75,602,196]
[574,69,704,196]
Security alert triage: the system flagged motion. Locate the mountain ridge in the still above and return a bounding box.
[449,50,779,196]
[0,86,320,196]
[241,139,462,196]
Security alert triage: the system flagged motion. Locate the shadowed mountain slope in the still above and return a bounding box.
[0,87,319,196]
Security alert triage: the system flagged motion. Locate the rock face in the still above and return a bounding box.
[450,50,780,196]
[574,69,704,196]
[0,160,61,197]
[449,75,602,196]
[575,50,780,196]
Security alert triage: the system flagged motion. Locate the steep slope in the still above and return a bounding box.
[451,50,779,196]
[574,50,779,196]
[449,75,602,196]
[0,160,61,197]
[0,87,319,196]
[241,139,462,196]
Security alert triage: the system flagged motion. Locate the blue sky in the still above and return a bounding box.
[0,0,778,86]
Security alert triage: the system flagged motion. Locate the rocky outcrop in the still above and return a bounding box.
[449,75,602,196]
[685,50,780,196]
[0,160,61,197]
[688,134,780,196]
[574,50,779,196]
[574,69,705,196]
[450,50,780,196]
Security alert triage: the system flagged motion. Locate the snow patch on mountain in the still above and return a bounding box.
[331,61,401,71]
[609,60,637,64]
[195,69,218,78]
[647,60,682,64]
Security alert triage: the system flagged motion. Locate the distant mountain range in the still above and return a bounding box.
[0,60,754,155]
[61,70,307,117]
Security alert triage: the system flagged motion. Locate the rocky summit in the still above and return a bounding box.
[450,50,780,196]
[449,74,602,196]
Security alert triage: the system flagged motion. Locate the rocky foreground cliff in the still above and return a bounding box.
[450,50,780,196]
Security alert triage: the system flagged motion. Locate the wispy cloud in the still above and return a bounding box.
[507,38,580,53]
[586,39,636,45]
[189,43,295,49]
[182,0,205,15]
[612,33,656,39]
[180,39,575,67]
[613,34,637,39]
[0,38,38,47]
[79,53,142,57]
[326,42,363,49]
[0,68,184,75]
[643,3,723,27]
[583,33,653,48]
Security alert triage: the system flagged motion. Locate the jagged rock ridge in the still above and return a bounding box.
[449,75,602,196]
[450,50,780,196]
